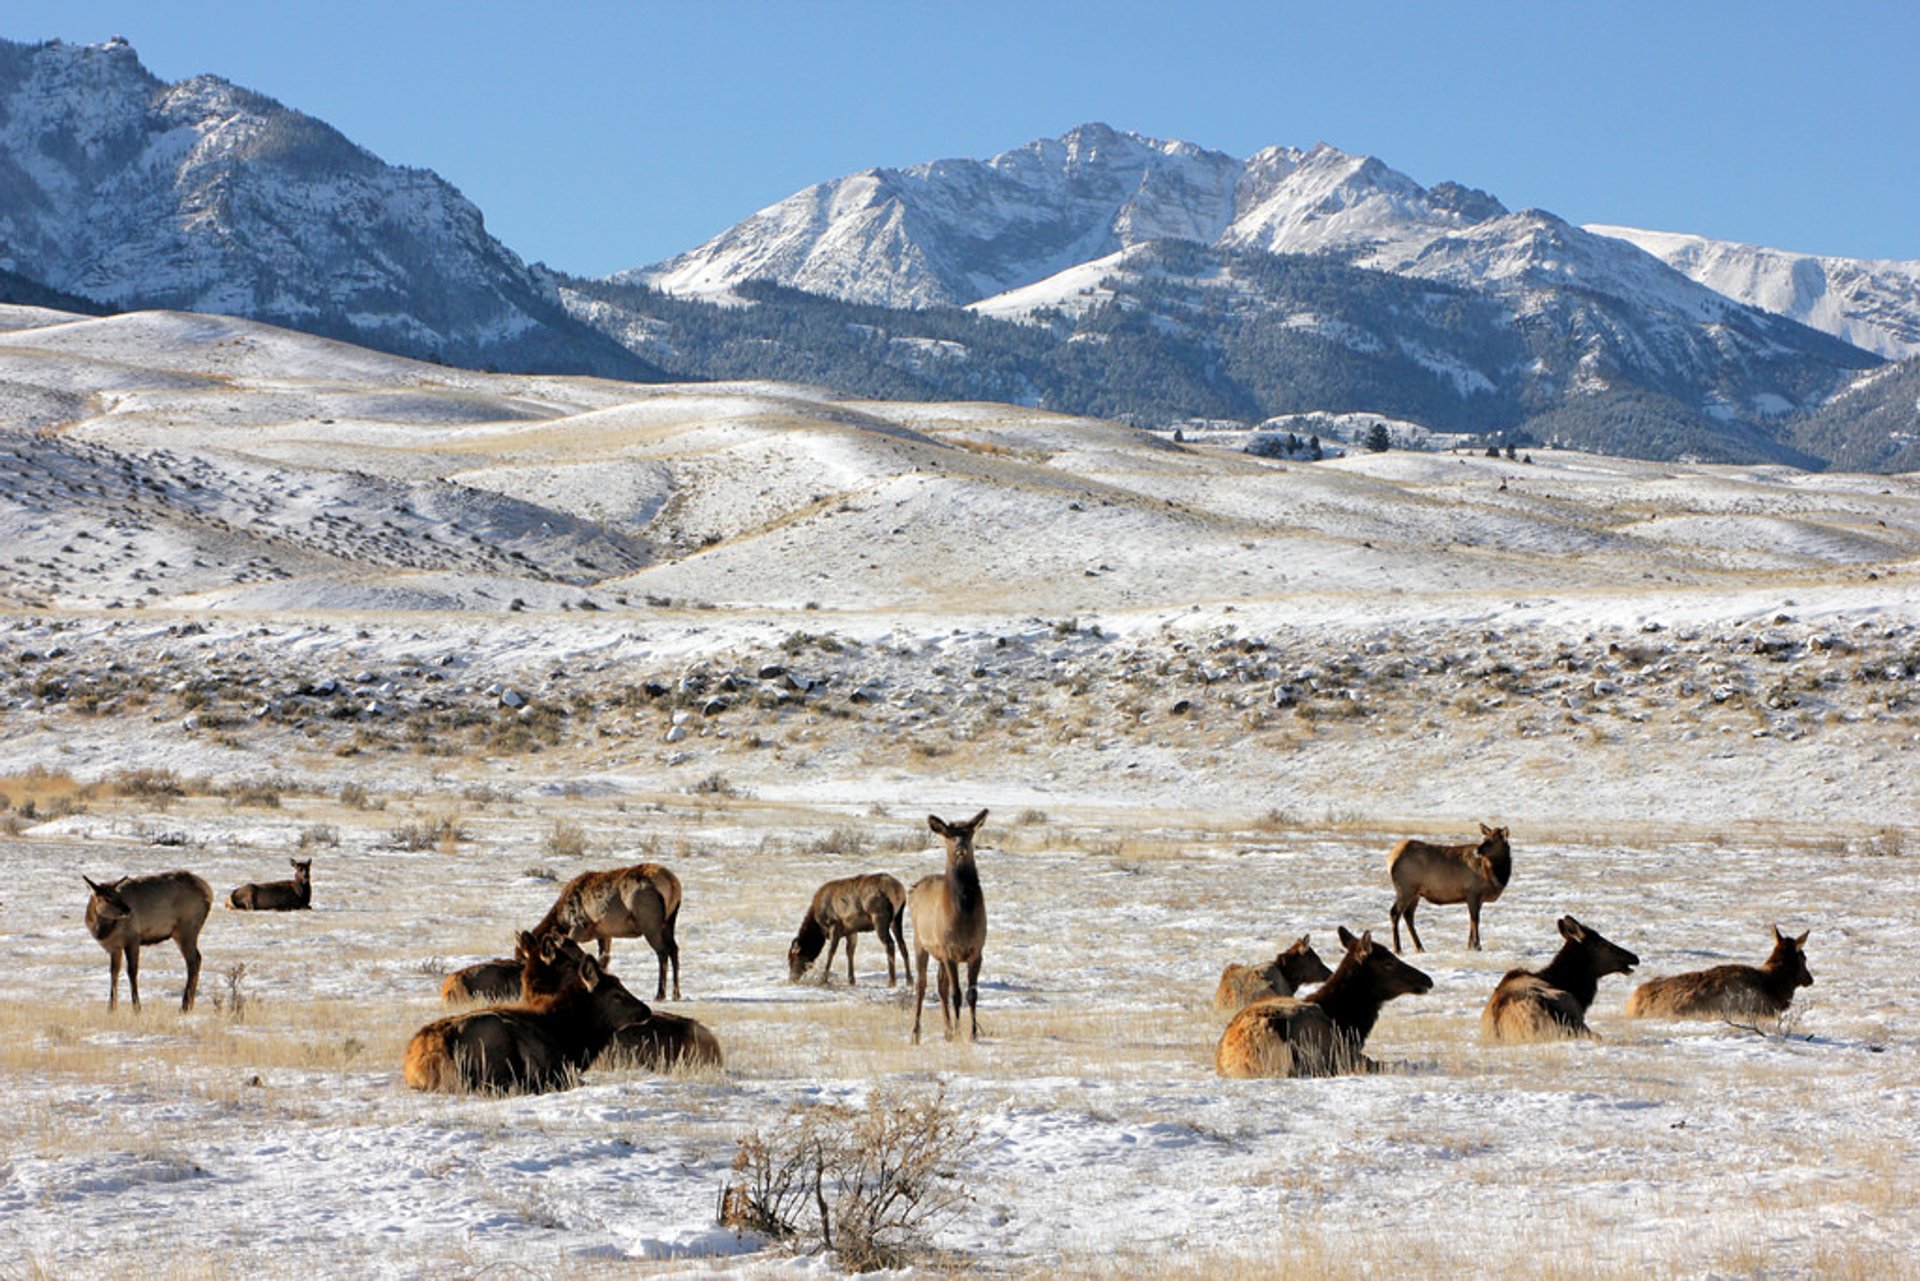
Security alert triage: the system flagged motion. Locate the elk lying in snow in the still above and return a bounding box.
[229,858,312,911]
[1215,927,1433,1078]
[1212,936,1333,1013]
[402,931,650,1094]
[1482,915,1640,1042]
[531,862,682,999]
[1388,823,1512,952]
[1625,925,1813,1021]
[83,870,213,1012]
[440,957,524,1004]
[521,934,723,1073]
[909,809,989,1044]
[789,872,908,986]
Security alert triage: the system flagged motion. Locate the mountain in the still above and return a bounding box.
[0,36,661,379]
[1586,225,1920,361]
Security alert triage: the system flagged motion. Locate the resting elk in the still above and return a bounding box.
[1481,915,1639,1042]
[1216,927,1432,1078]
[1387,823,1512,952]
[522,935,724,1073]
[83,870,213,1012]
[229,858,312,911]
[908,809,988,1044]
[1212,936,1333,1013]
[1625,925,1813,1021]
[788,873,908,986]
[531,862,682,999]
[440,957,524,1004]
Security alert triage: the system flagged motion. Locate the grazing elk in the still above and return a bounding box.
[402,931,650,1094]
[1213,936,1334,1013]
[521,934,723,1073]
[1625,925,1813,1021]
[908,809,989,1044]
[531,862,682,1000]
[789,873,908,986]
[1216,927,1433,1078]
[1481,915,1639,1042]
[82,870,213,1012]
[1387,823,1512,953]
[229,858,312,911]
[440,957,524,1004]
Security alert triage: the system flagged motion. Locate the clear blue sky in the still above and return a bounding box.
[5,1,1916,276]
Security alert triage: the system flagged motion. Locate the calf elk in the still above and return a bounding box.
[789,872,908,986]
[1482,915,1639,1042]
[1625,925,1813,1021]
[531,862,682,999]
[1216,927,1433,1078]
[229,858,312,911]
[83,870,213,1012]
[1387,823,1512,952]
[909,809,988,1044]
[1213,936,1333,1012]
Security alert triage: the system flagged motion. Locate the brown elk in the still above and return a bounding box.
[1625,926,1813,1021]
[229,858,312,911]
[1481,915,1639,1042]
[440,957,523,1004]
[402,931,651,1094]
[788,872,908,986]
[520,934,723,1073]
[1387,823,1512,952]
[82,870,213,1012]
[1212,936,1334,1013]
[908,809,989,1044]
[531,862,682,1000]
[1216,927,1433,1078]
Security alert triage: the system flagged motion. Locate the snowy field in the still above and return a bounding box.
[3,793,1915,1278]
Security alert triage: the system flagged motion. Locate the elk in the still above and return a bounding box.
[1212,936,1334,1013]
[1482,915,1639,1042]
[788,872,908,986]
[440,957,524,1004]
[1625,925,1813,1021]
[520,934,723,1073]
[82,870,213,1012]
[1216,927,1433,1078]
[1387,823,1512,952]
[402,931,651,1094]
[908,809,988,1044]
[531,862,682,1000]
[228,858,312,911]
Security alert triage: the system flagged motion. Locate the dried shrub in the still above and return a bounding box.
[111,767,185,798]
[544,820,588,860]
[386,815,469,852]
[298,823,340,850]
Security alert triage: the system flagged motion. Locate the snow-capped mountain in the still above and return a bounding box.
[1586,225,1920,361]
[0,37,657,378]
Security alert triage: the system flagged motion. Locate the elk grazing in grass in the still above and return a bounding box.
[1482,915,1640,1042]
[228,858,312,911]
[1625,926,1813,1021]
[531,862,682,999]
[440,957,524,1004]
[1387,823,1512,952]
[1216,927,1433,1078]
[520,934,723,1073]
[1212,936,1334,1013]
[788,872,908,986]
[402,931,651,1094]
[83,870,213,1012]
[908,809,989,1044]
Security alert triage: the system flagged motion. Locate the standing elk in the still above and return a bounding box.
[520,934,723,1073]
[908,809,989,1044]
[82,870,213,1012]
[229,858,312,911]
[1387,823,1512,952]
[1625,925,1813,1021]
[788,872,908,986]
[402,931,651,1094]
[531,862,682,1000]
[1482,915,1639,1042]
[1213,936,1334,1012]
[1216,927,1433,1078]
[440,957,524,1004]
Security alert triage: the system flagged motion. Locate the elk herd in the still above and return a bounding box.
[78,813,1814,1093]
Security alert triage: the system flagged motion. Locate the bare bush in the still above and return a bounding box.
[544,820,588,860]
[298,823,340,850]
[719,1086,977,1271]
[112,767,185,799]
[386,815,469,851]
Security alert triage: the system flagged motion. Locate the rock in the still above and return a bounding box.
[1170,698,1193,715]
[665,725,686,744]
[701,696,728,716]
[499,688,527,709]
[757,662,787,680]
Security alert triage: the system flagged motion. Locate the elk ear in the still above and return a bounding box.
[928,815,952,837]
[83,876,102,893]
[1337,925,1360,951]
[1292,934,1310,952]
[967,808,989,831]
[1795,929,1809,946]
[1357,930,1374,954]
[1480,822,1493,836]
[1772,923,1785,943]
[577,956,602,989]
[1559,916,1585,942]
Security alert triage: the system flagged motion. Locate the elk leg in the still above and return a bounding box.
[108,948,123,1011]
[935,961,955,1039]
[125,944,142,1012]
[844,932,857,987]
[911,949,930,1044]
[880,912,898,986]
[180,936,202,1013]
[665,914,682,1001]
[821,934,842,986]
[1467,897,1482,951]
[965,957,982,1041]
[1401,901,1425,953]
[597,935,613,966]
